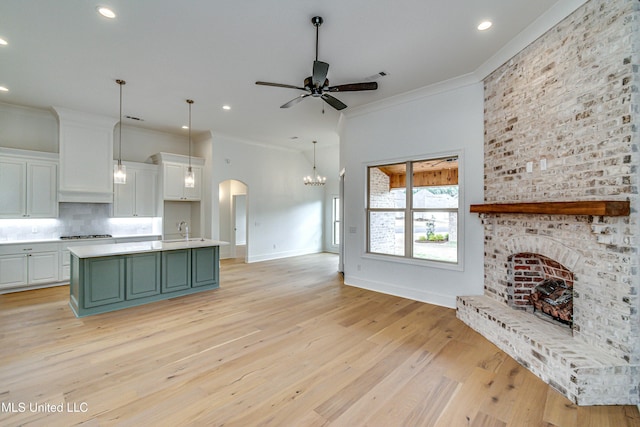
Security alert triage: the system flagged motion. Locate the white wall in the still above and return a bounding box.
[210,134,326,263]
[0,102,188,160]
[340,81,485,308]
[315,144,340,253]
[0,103,58,152]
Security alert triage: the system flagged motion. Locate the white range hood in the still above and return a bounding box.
[52,106,118,203]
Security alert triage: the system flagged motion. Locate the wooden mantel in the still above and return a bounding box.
[469,200,630,216]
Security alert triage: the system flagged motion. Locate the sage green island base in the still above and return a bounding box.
[69,240,226,317]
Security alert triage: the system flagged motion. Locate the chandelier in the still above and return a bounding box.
[304,141,326,186]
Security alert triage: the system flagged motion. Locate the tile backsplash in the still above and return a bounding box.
[0,203,161,242]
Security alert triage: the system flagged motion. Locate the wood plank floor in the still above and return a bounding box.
[0,253,638,427]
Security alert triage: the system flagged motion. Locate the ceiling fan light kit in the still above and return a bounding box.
[256,16,378,111]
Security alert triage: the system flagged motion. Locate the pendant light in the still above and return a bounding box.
[184,99,195,188]
[113,79,127,184]
[304,140,326,186]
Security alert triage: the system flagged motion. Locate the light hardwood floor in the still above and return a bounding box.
[1,253,638,426]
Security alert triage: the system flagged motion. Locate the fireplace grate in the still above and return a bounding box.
[529,278,573,326]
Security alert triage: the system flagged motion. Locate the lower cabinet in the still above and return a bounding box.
[70,246,219,317]
[0,243,59,292]
[83,257,125,308]
[126,252,161,299]
[192,246,219,288]
[161,249,191,293]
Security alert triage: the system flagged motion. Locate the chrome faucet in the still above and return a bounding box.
[178,221,189,241]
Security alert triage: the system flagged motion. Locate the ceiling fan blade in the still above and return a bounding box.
[280,94,310,108]
[256,81,307,91]
[327,82,378,92]
[321,94,347,110]
[312,61,329,87]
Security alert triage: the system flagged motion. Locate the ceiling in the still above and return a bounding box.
[0,0,563,150]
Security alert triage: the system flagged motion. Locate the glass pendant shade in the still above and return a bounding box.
[184,166,195,188]
[114,162,126,184]
[185,99,195,188]
[114,79,127,184]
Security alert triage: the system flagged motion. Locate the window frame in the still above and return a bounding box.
[332,195,340,246]
[365,151,464,271]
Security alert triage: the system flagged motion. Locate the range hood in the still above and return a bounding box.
[52,106,118,203]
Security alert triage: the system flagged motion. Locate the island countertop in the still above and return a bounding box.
[69,239,228,258]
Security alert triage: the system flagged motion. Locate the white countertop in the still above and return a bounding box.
[69,239,228,258]
[0,234,161,246]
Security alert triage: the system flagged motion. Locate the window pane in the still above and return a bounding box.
[413,211,457,263]
[332,197,340,246]
[369,211,404,256]
[369,163,406,209]
[413,186,459,209]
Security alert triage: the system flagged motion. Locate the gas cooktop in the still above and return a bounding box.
[59,234,113,240]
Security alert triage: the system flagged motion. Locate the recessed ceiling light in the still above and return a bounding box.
[0,86,8,92]
[478,21,492,31]
[182,125,189,129]
[97,7,116,19]
[222,105,231,110]
[0,38,7,46]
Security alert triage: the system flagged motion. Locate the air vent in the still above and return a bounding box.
[364,71,388,81]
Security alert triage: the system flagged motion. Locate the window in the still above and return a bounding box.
[332,196,340,246]
[367,156,459,264]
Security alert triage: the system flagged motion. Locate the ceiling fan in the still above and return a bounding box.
[256,16,378,111]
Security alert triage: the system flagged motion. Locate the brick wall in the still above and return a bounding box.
[368,167,396,254]
[457,0,640,405]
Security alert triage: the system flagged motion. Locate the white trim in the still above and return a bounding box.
[247,248,322,263]
[346,74,478,119]
[344,276,456,309]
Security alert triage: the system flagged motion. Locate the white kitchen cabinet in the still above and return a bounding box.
[113,162,158,217]
[53,107,118,203]
[0,242,59,292]
[163,162,202,201]
[0,254,28,288]
[0,149,58,219]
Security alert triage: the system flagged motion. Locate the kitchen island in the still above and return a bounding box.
[69,239,227,317]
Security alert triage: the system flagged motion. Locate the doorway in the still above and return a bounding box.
[232,194,247,260]
[218,180,248,261]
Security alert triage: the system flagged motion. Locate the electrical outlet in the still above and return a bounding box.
[540,158,547,171]
[31,226,38,233]
[526,161,533,173]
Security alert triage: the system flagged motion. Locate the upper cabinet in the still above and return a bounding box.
[151,153,204,201]
[52,107,118,203]
[163,162,202,201]
[113,161,158,217]
[0,148,58,219]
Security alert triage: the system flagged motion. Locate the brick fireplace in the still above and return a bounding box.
[456,0,639,406]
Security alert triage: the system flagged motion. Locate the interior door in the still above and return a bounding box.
[232,194,247,260]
